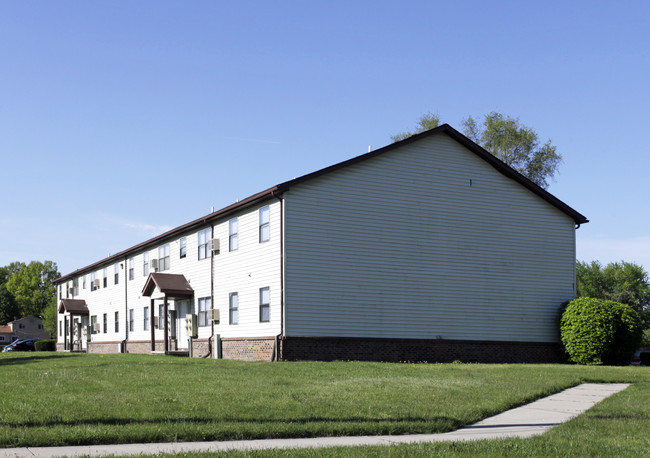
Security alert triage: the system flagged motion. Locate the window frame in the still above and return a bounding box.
[259,206,270,243]
[259,287,270,322]
[143,252,149,277]
[103,313,108,333]
[198,297,211,327]
[103,267,108,288]
[115,311,119,333]
[179,237,187,259]
[229,292,239,325]
[159,244,170,271]
[229,218,238,252]
[129,309,134,332]
[198,228,211,260]
[128,258,134,281]
[114,263,119,285]
[144,306,150,331]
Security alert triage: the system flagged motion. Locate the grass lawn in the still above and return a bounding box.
[1,353,649,454]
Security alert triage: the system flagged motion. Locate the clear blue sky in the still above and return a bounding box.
[1,1,649,277]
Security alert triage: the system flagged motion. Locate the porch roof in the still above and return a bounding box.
[58,299,89,315]
[141,273,194,299]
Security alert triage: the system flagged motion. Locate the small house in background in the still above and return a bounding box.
[53,124,588,363]
[0,316,50,348]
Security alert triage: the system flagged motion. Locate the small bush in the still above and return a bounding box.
[560,297,643,365]
[34,340,56,352]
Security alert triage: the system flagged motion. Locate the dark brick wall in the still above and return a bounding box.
[279,336,565,363]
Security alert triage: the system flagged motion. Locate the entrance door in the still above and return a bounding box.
[176,300,189,349]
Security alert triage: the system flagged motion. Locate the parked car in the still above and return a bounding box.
[631,348,650,366]
[1,338,41,352]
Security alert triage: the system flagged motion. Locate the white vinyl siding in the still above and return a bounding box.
[283,134,576,343]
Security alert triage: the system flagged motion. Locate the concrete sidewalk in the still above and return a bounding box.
[1,383,629,457]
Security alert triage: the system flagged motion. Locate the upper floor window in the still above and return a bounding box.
[128,258,134,280]
[91,272,98,291]
[198,297,211,326]
[259,287,270,322]
[179,237,187,259]
[259,206,270,242]
[159,244,170,271]
[229,292,239,325]
[229,218,238,252]
[198,228,211,260]
[103,267,108,288]
[83,275,87,290]
[114,264,119,285]
[143,252,149,277]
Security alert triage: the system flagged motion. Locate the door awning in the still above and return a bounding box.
[58,299,89,315]
[141,273,194,299]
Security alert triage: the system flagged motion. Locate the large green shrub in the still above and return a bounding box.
[560,297,643,365]
[34,340,56,352]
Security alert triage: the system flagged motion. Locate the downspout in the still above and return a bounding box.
[122,256,128,353]
[204,220,215,358]
[272,191,285,361]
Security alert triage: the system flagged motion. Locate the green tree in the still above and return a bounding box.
[390,112,440,142]
[5,261,60,318]
[0,267,20,325]
[461,113,561,189]
[392,111,562,189]
[576,260,650,327]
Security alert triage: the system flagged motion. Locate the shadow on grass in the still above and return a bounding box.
[0,353,83,366]
[2,415,463,430]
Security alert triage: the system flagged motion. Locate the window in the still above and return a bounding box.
[103,313,108,333]
[103,267,107,288]
[129,309,134,332]
[179,237,187,259]
[159,304,164,329]
[114,264,119,285]
[229,292,238,325]
[59,320,62,337]
[65,283,69,299]
[38,324,43,329]
[19,323,25,329]
[115,311,119,333]
[83,275,87,290]
[198,228,211,260]
[129,258,134,280]
[259,287,270,322]
[198,297,211,326]
[73,278,79,295]
[91,315,98,334]
[259,206,270,242]
[159,244,170,271]
[229,218,238,251]
[59,285,61,299]
[91,272,97,291]
[144,307,150,331]
[143,252,149,277]
[0,336,4,342]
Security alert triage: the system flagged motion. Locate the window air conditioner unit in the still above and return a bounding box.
[211,238,220,254]
[92,323,99,333]
[210,308,220,324]
[151,259,159,271]
[153,316,159,329]
[93,279,101,288]
[68,287,76,296]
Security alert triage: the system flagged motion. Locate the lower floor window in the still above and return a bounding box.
[129,309,134,332]
[259,287,270,322]
[229,292,238,325]
[198,297,211,327]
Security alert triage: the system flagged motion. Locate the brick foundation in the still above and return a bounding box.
[221,337,276,362]
[279,336,565,363]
